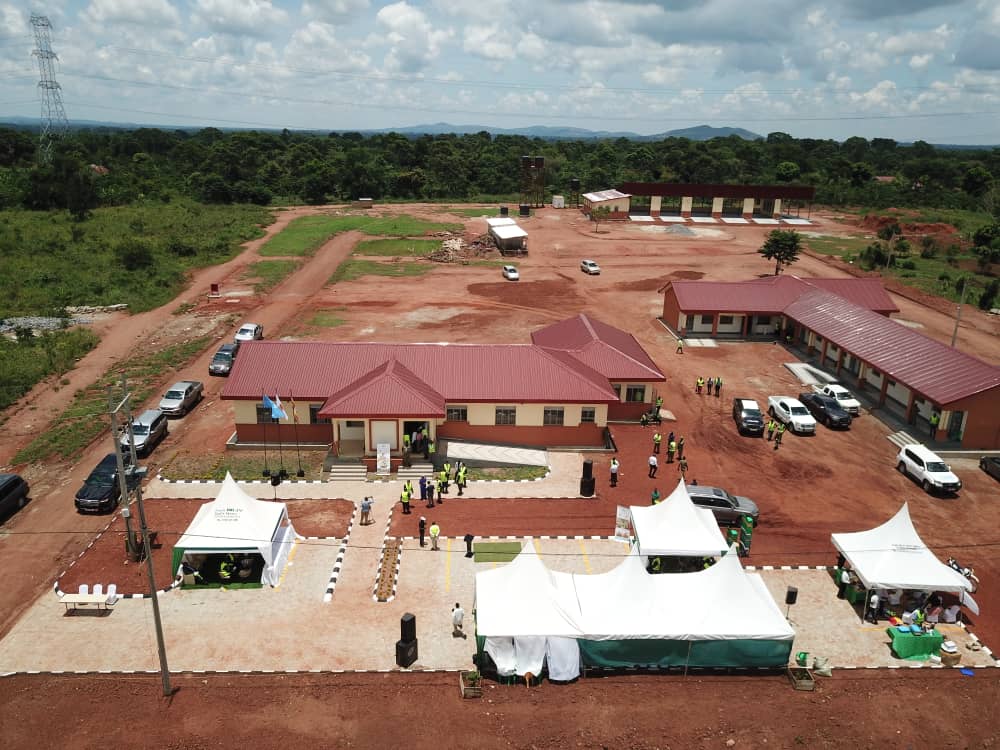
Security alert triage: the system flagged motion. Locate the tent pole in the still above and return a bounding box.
[683,640,692,677]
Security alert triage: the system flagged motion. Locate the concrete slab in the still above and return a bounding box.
[628,215,654,222]
[721,217,749,225]
[660,216,686,223]
[782,218,812,226]
[443,441,549,467]
[689,216,717,224]
[752,218,780,225]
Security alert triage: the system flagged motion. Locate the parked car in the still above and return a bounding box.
[687,485,759,527]
[0,473,29,517]
[120,409,169,457]
[501,265,520,281]
[798,392,852,429]
[732,398,765,436]
[813,383,861,416]
[75,453,139,513]
[209,342,240,376]
[234,323,263,342]
[895,444,962,495]
[981,456,1000,482]
[580,259,601,275]
[767,396,817,434]
[158,380,204,417]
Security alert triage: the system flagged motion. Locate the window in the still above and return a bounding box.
[256,406,277,424]
[495,407,516,425]
[612,383,622,398]
[309,405,331,425]
[757,315,772,325]
[581,407,596,423]
[625,385,646,403]
[719,315,734,325]
[543,407,564,426]
[700,315,713,325]
[446,406,468,422]
[345,420,364,428]
[870,369,881,377]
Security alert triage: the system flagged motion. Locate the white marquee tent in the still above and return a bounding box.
[831,503,972,594]
[629,479,727,556]
[171,473,298,587]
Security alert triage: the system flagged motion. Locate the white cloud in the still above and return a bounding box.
[192,0,287,38]
[301,0,370,23]
[910,53,933,70]
[376,1,452,72]
[848,79,897,108]
[82,0,181,27]
[462,25,514,61]
[284,21,371,70]
[883,24,952,56]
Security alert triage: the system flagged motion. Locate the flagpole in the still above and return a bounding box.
[291,393,304,477]
[274,388,287,480]
[261,391,271,477]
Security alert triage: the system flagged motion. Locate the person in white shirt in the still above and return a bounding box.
[452,603,467,639]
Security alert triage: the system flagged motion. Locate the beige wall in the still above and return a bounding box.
[711,197,724,214]
[458,402,608,427]
[681,196,693,213]
[650,196,662,212]
[234,399,318,425]
[773,198,783,215]
[742,197,755,214]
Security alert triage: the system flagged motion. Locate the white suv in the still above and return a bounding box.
[895,444,962,494]
[767,396,816,434]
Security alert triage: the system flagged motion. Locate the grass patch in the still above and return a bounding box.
[307,308,348,327]
[242,259,300,293]
[0,202,271,318]
[329,260,431,283]
[160,450,328,481]
[473,541,523,563]
[258,215,347,256]
[353,238,442,257]
[0,328,100,411]
[467,466,548,481]
[860,207,992,235]
[13,335,213,464]
[446,207,500,218]
[803,235,872,256]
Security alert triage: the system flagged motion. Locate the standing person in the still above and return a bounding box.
[418,516,427,547]
[640,412,649,427]
[419,475,428,503]
[435,476,444,504]
[360,496,372,526]
[656,395,663,411]
[766,419,777,441]
[677,436,686,460]
[403,479,414,502]
[457,463,468,496]
[647,454,658,478]
[652,431,662,454]
[667,430,675,446]
[676,338,684,354]
[402,432,411,454]
[677,457,688,478]
[929,411,940,437]
[610,458,620,487]
[650,487,660,505]
[400,486,411,514]
[714,377,722,397]
[774,422,786,450]
[867,591,880,624]
[442,462,452,493]
[452,602,467,639]
[666,438,676,464]
[429,520,441,551]
[425,438,435,462]
[438,467,449,497]
[696,376,704,394]
[837,567,851,599]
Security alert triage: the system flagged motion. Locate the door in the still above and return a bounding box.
[370,420,398,450]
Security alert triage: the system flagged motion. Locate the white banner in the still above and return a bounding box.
[376,443,391,475]
[612,505,632,544]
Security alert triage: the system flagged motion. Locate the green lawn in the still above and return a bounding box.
[467,466,549,481]
[329,260,431,283]
[860,207,992,235]
[0,202,271,318]
[258,215,348,256]
[242,259,300,293]
[0,328,100,411]
[353,238,442,257]
[445,207,500,218]
[160,450,328,481]
[307,308,348,327]
[803,235,872,256]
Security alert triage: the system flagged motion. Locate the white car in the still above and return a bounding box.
[767,396,816,434]
[816,383,861,416]
[501,265,520,281]
[580,259,601,275]
[235,323,263,342]
[896,444,962,494]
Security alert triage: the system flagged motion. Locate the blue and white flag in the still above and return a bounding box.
[272,394,288,421]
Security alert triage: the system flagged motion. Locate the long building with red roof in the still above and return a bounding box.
[660,276,1000,449]
[220,314,666,457]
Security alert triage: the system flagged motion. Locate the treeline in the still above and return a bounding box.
[0,126,998,212]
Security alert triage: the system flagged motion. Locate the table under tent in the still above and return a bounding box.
[629,479,728,571]
[474,543,794,680]
[830,502,978,619]
[171,473,298,587]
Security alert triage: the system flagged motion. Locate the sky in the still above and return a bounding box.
[2,0,1000,142]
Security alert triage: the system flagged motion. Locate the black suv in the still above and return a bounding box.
[209,342,240,376]
[74,453,139,513]
[0,474,29,517]
[732,398,765,436]
[798,392,852,429]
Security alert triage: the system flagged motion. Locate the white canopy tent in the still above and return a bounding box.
[629,479,727,557]
[831,503,972,594]
[172,473,298,587]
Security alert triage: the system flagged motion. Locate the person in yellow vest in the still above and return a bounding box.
[442,462,452,493]
[774,422,786,450]
[676,338,684,354]
[696,376,704,394]
[929,411,940,438]
[219,555,236,582]
[438,468,449,499]
[436,477,444,504]
[457,464,468,496]
[402,433,411,451]
[403,479,414,500]
[425,438,435,461]
[400,486,411,514]
[429,521,441,551]
[652,432,662,454]
[666,439,677,464]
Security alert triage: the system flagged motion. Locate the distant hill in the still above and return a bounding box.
[370,122,764,141]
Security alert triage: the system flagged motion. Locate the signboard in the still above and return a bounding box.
[376,443,391,475]
[612,505,632,544]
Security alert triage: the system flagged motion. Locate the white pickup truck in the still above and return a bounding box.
[812,383,861,416]
[767,396,816,434]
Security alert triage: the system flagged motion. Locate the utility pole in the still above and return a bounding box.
[950,277,971,348]
[115,375,172,696]
[30,14,69,163]
[108,387,139,560]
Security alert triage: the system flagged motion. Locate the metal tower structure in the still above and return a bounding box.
[31,14,69,163]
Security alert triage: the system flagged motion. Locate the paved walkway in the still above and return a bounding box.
[442,440,549,467]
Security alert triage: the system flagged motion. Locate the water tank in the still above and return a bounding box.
[570,177,581,191]
[534,156,545,169]
[499,205,508,217]
[521,156,532,169]
[519,204,530,217]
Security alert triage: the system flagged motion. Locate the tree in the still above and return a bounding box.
[775,161,800,182]
[758,230,802,275]
[962,165,993,197]
[591,205,611,231]
[979,279,999,311]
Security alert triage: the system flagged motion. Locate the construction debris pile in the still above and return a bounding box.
[428,235,497,263]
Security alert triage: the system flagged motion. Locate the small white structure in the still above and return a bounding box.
[552,195,565,209]
[487,217,528,254]
[581,189,631,219]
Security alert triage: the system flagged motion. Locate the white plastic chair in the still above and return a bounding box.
[106,584,118,604]
[77,584,89,595]
[92,584,103,597]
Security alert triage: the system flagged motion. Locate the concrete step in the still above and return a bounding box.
[887,430,920,450]
[326,463,368,481]
[396,462,434,478]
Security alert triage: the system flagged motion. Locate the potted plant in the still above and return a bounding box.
[459,669,483,698]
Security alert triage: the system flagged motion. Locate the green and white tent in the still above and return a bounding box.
[475,542,793,678]
[171,473,297,587]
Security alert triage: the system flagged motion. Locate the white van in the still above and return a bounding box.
[895,444,961,494]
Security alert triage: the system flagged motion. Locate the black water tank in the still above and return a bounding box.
[499,205,508,217]
[401,612,416,642]
[580,476,596,497]
[396,639,418,668]
[519,204,530,217]
[785,586,798,606]
[534,156,545,169]
[582,459,593,480]
[521,155,532,169]
[570,177,581,191]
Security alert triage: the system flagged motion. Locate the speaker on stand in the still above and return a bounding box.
[785,586,798,624]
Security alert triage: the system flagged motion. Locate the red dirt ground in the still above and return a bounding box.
[1,670,999,749]
[56,498,354,596]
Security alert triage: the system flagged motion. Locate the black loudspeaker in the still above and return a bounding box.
[785,586,798,606]
[499,205,508,217]
[519,204,530,217]
[582,459,593,480]
[580,476,596,497]
[395,639,418,668]
[400,612,416,643]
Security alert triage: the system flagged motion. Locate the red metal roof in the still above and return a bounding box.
[666,276,897,314]
[530,313,666,381]
[222,341,620,405]
[620,182,816,200]
[318,359,445,418]
[785,289,1000,405]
